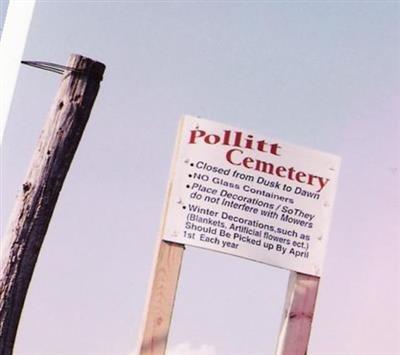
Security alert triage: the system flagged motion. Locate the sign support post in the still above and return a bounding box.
[276,272,320,355]
[138,241,184,355]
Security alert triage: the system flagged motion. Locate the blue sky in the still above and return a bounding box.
[0,0,9,33]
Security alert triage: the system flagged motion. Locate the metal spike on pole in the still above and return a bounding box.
[0,54,105,354]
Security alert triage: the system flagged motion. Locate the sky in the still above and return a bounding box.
[1,1,399,355]
[0,0,8,34]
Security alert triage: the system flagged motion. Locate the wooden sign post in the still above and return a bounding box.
[276,272,320,355]
[138,241,184,355]
[0,54,105,355]
[138,115,339,355]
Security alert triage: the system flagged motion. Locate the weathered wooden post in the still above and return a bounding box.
[0,54,105,355]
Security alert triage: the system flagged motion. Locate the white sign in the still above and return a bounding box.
[162,116,340,276]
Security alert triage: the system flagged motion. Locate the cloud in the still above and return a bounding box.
[167,342,217,355]
[129,342,263,355]
[128,342,216,355]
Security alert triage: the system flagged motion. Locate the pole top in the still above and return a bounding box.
[21,54,106,81]
[68,54,106,81]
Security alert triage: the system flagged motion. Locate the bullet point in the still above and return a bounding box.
[190,163,194,167]
[186,185,190,188]
[182,206,186,209]
[189,174,192,178]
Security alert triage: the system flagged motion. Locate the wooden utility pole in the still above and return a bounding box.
[276,272,320,355]
[0,54,105,355]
